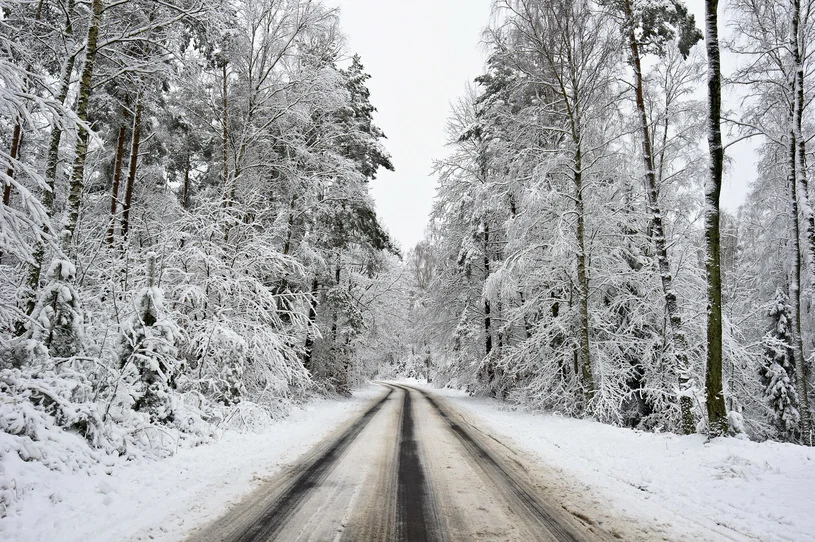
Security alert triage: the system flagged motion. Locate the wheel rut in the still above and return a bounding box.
[390,384,442,542]
[404,385,586,542]
[220,388,394,542]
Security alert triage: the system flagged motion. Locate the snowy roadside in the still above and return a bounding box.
[0,385,384,542]
[416,381,814,542]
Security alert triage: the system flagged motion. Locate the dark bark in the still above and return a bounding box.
[106,124,128,245]
[3,120,22,206]
[221,62,229,209]
[3,0,46,208]
[703,0,728,436]
[302,277,320,372]
[182,155,191,209]
[484,221,492,356]
[120,95,143,241]
[283,195,296,255]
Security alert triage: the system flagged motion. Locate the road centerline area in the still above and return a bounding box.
[392,386,438,541]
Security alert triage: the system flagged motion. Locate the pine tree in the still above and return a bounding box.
[605,0,702,434]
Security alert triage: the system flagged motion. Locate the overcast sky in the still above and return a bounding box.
[330,0,755,251]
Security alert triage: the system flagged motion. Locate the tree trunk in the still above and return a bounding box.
[789,0,814,445]
[283,195,296,255]
[303,276,320,372]
[3,0,46,208]
[62,0,105,254]
[106,124,128,245]
[182,154,191,209]
[21,3,78,325]
[703,0,728,436]
[484,221,492,356]
[331,263,340,344]
[574,143,595,408]
[2,120,22,206]
[221,62,230,209]
[120,94,143,241]
[625,0,694,434]
[787,128,812,446]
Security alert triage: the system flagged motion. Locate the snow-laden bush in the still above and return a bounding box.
[0,367,105,457]
[0,365,105,516]
[186,323,247,405]
[24,259,85,359]
[119,253,181,424]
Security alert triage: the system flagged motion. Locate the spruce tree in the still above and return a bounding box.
[25,259,86,359]
[760,288,800,440]
[120,253,180,423]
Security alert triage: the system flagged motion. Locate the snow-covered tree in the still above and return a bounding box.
[119,253,180,423]
[760,288,801,440]
[25,260,85,359]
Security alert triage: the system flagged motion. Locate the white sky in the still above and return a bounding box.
[331,0,756,251]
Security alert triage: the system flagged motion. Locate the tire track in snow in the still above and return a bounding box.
[390,384,441,541]
[398,384,589,542]
[226,388,394,542]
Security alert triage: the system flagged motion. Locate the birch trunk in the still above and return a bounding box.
[574,143,595,407]
[789,0,814,445]
[788,128,813,445]
[63,0,105,253]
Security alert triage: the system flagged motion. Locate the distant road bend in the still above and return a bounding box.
[189,384,610,542]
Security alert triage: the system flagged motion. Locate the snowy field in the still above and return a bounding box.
[0,386,383,542]
[425,383,815,542]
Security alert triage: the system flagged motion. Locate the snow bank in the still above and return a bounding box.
[0,386,382,542]
[433,385,814,541]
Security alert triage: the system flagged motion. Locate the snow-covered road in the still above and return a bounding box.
[436,385,815,542]
[5,381,811,541]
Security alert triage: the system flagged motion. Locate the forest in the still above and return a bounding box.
[1,0,814,514]
[0,0,401,481]
[368,0,815,446]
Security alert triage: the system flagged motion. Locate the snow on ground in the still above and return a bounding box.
[420,381,815,541]
[0,385,383,542]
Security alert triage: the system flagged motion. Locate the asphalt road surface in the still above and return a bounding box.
[188,384,611,542]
